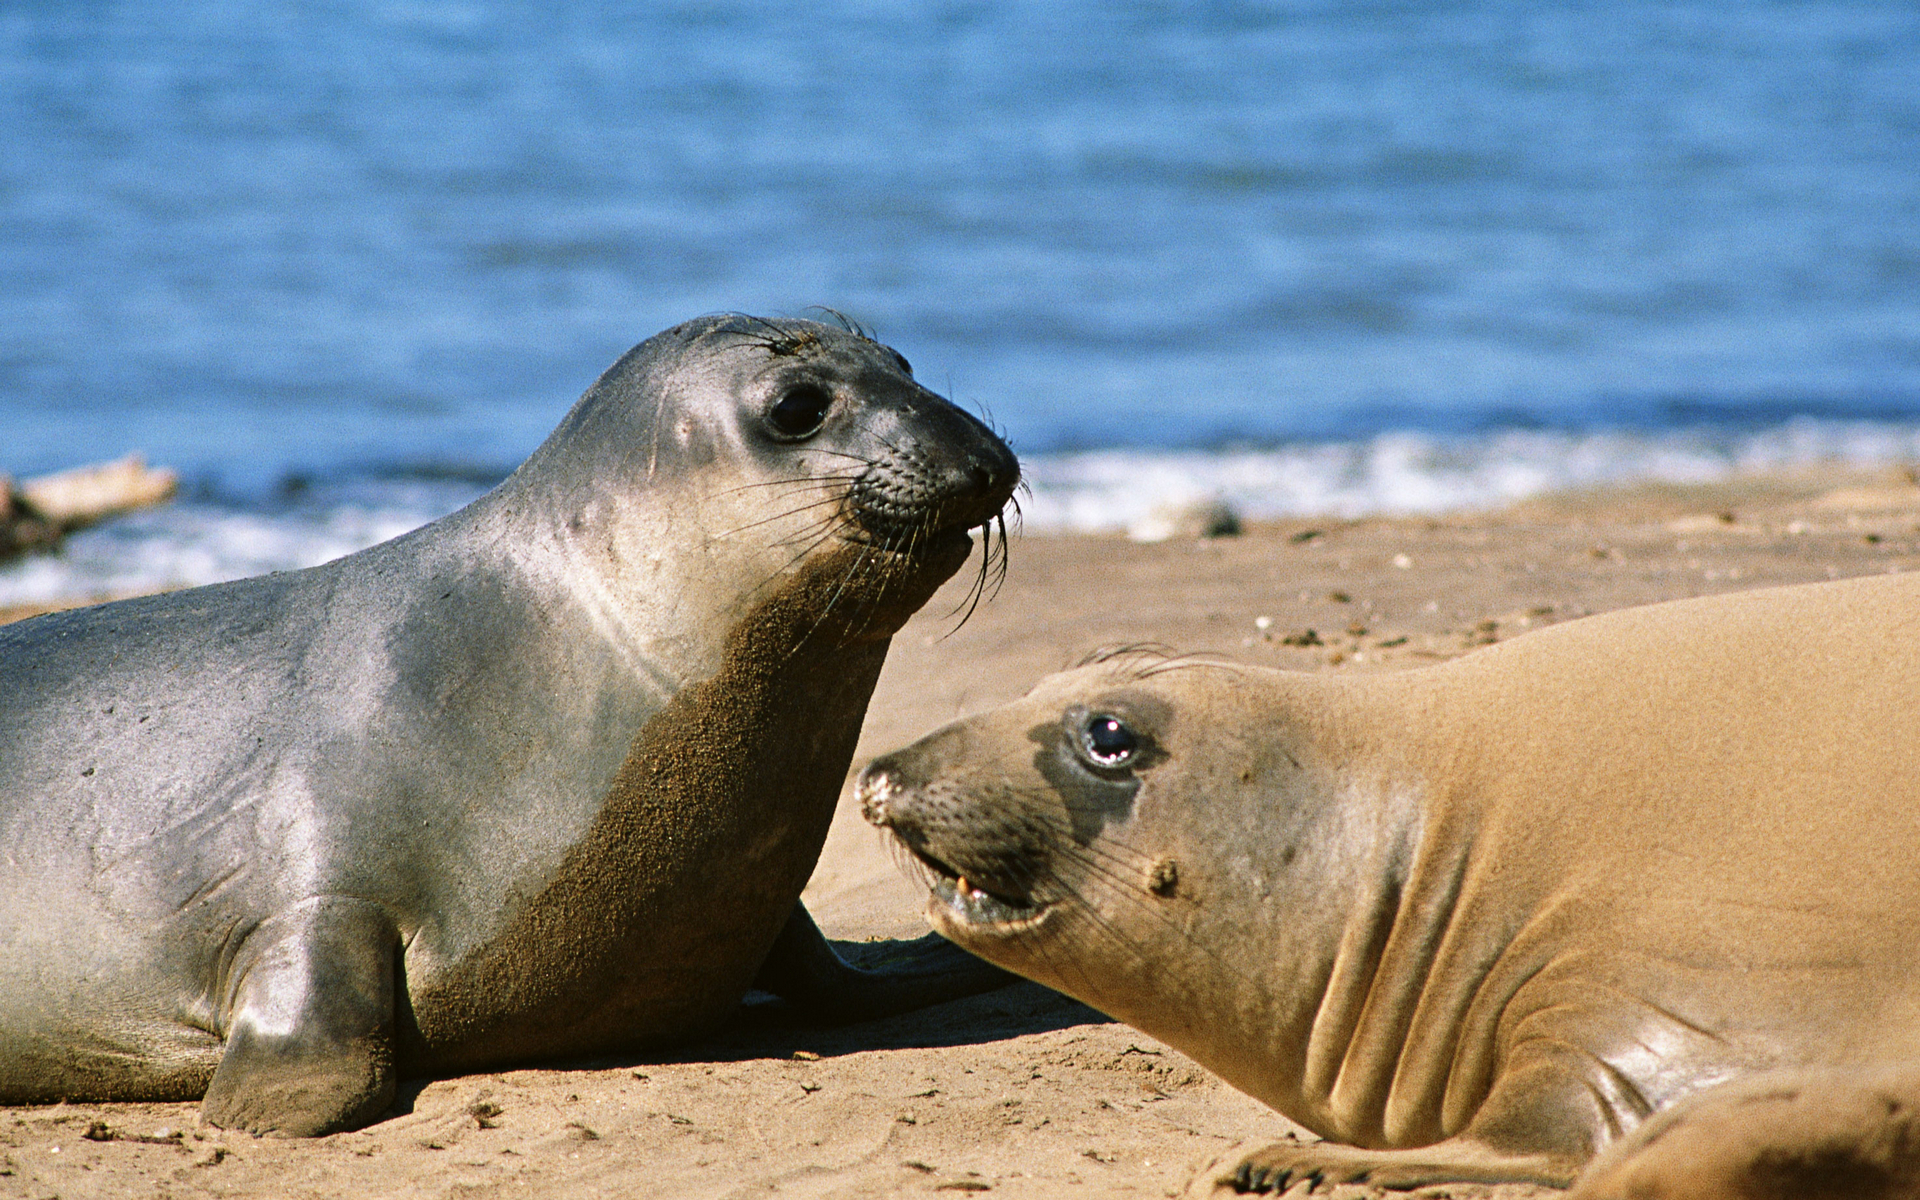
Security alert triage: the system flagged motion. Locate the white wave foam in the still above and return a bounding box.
[0,479,484,606]
[6,419,1919,605]
[1020,419,1920,535]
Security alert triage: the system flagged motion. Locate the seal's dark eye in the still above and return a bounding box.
[766,383,833,439]
[1080,714,1137,767]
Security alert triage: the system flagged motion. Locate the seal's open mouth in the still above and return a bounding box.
[905,844,1045,928]
[859,760,1049,930]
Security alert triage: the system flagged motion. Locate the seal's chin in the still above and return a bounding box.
[929,872,1042,926]
[923,523,980,569]
[850,520,976,572]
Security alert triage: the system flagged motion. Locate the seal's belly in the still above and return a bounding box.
[0,1020,222,1104]
[0,883,226,1101]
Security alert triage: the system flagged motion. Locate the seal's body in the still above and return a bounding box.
[0,315,1017,1136]
[860,572,1920,1193]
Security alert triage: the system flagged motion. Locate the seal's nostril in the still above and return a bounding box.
[856,765,898,826]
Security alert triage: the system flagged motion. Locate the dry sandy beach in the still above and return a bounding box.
[2,465,1917,1200]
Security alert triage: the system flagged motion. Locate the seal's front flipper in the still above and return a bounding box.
[752,901,1017,1023]
[202,897,400,1137]
[1567,1065,1920,1200]
[1195,1135,1581,1195]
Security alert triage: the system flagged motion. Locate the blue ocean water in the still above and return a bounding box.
[4,1,1919,599]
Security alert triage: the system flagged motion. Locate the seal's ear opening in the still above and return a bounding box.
[764,383,835,440]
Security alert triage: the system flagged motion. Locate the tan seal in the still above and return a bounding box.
[858,572,1920,1193]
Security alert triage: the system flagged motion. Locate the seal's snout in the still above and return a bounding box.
[855,760,899,827]
[847,396,1018,547]
[958,418,1021,523]
[958,422,1020,513]
[858,741,1051,930]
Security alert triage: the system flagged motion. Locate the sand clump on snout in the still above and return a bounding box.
[860,571,1920,1198]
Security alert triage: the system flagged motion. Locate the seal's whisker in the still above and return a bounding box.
[1076,839,1177,880]
[1042,843,1158,896]
[767,529,846,558]
[725,312,830,359]
[987,510,1013,598]
[784,536,881,658]
[1067,895,1169,978]
[995,856,1111,1001]
[771,522,845,577]
[789,447,885,467]
[872,523,922,625]
[749,523,846,601]
[726,493,843,530]
[959,527,995,620]
[972,511,1012,607]
[940,574,988,635]
[1048,837,1184,898]
[862,530,917,628]
[722,463,862,485]
[712,472,857,499]
[1044,842,1266,992]
[766,524,848,558]
[1052,857,1268,1000]
[888,836,942,895]
[1053,833,1160,873]
[713,495,847,541]
[1034,857,1187,973]
[1072,643,1183,671]
[802,305,873,341]
[782,503,849,539]
[1018,913,1108,1002]
[1004,490,1027,537]
[938,519,999,634]
[1135,653,1248,679]
[998,864,1128,998]
[839,522,916,640]
[763,508,845,547]
[1057,643,1247,681]
[818,536,881,620]
[865,526,921,626]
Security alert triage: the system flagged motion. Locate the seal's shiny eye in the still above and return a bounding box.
[1080,714,1137,767]
[766,383,833,439]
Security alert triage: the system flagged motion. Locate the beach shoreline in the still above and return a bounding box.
[2,467,1917,1199]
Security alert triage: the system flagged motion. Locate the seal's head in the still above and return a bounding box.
[858,652,1387,1109]
[511,313,1020,651]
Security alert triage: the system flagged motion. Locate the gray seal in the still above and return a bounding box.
[858,573,1920,1194]
[0,315,1018,1137]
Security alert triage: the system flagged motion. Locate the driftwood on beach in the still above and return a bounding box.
[0,455,178,562]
